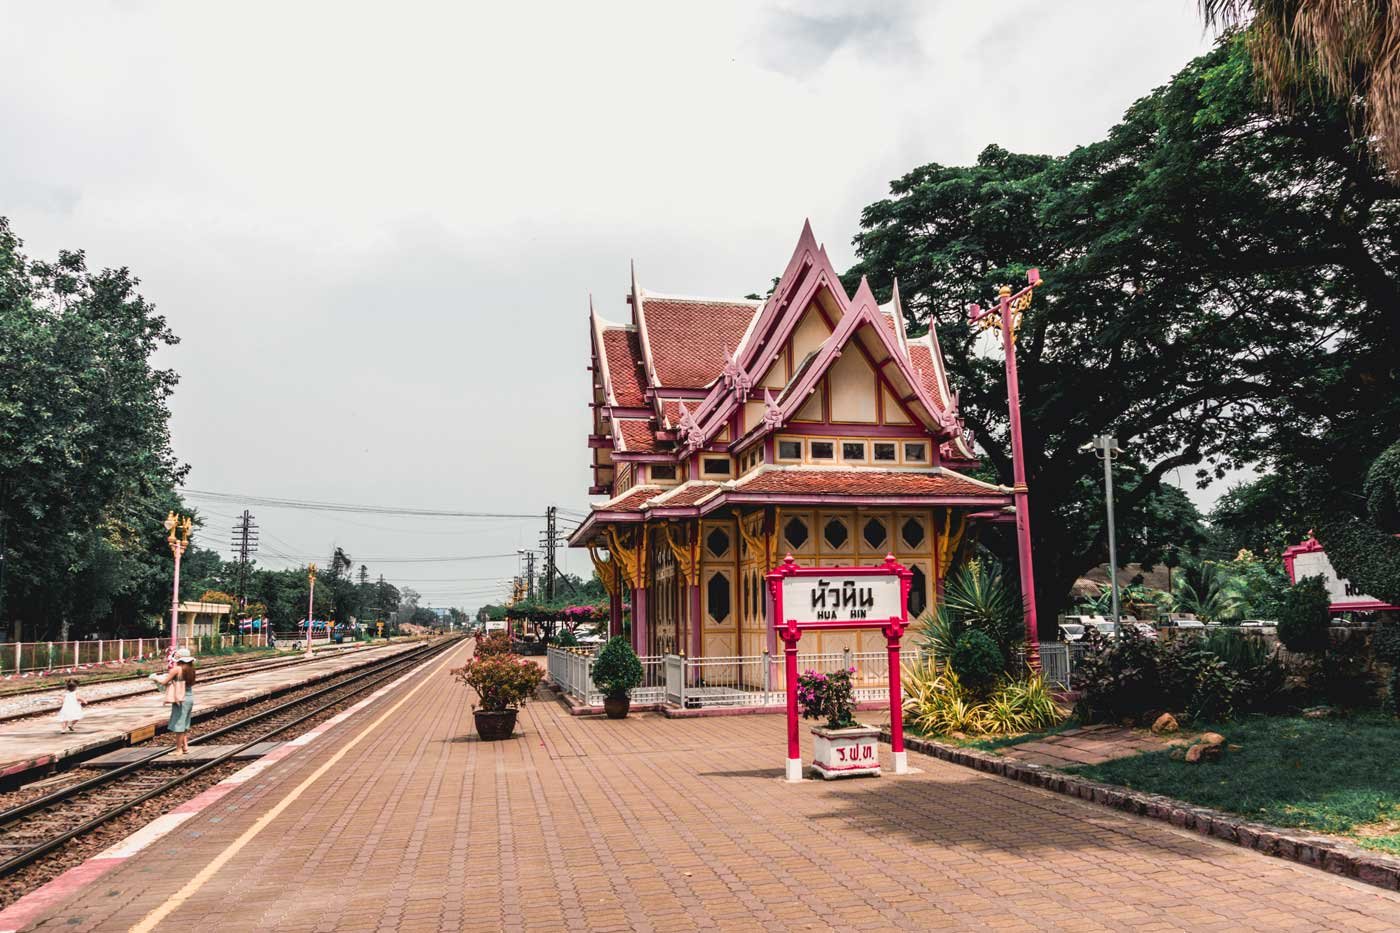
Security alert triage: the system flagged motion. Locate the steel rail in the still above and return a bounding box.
[0,637,460,878]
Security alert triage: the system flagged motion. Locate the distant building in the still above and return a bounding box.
[176,601,230,638]
[569,222,1014,660]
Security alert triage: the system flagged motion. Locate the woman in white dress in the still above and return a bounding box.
[57,678,85,732]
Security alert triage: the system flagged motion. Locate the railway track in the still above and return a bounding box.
[0,643,383,726]
[0,636,461,895]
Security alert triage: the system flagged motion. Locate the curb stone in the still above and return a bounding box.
[881,728,1400,893]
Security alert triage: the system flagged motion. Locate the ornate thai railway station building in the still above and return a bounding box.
[569,223,1014,660]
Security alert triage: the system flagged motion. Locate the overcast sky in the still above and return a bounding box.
[1,1,1215,609]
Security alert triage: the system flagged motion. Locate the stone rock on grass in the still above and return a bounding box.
[1152,713,1179,735]
[1199,732,1226,747]
[1184,741,1223,764]
[1303,706,1336,720]
[1169,745,1187,761]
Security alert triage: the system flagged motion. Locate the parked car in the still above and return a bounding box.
[1239,619,1277,631]
[1087,620,1117,640]
[1162,617,1206,631]
[1057,623,1086,643]
[1131,621,1159,640]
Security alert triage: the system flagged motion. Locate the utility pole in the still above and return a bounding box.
[540,507,559,602]
[1083,435,1124,634]
[229,510,258,609]
[525,551,536,601]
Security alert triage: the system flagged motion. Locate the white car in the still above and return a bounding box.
[1057,623,1086,642]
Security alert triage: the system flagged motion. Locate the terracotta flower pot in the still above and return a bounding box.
[603,695,630,719]
[474,708,519,740]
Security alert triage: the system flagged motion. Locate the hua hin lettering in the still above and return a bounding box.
[810,579,877,620]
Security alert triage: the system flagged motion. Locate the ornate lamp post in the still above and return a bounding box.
[968,269,1044,670]
[163,511,194,654]
[305,563,318,658]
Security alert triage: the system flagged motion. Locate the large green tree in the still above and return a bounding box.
[846,38,1400,626]
[0,219,185,638]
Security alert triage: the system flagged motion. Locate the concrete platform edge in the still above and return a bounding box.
[0,646,440,933]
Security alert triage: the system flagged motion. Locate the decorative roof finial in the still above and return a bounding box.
[762,388,783,429]
[676,401,700,449]
[721,345,753,402]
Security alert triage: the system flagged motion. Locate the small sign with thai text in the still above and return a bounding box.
[781,574,902,624]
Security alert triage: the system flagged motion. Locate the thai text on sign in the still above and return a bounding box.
[781,574,902,624]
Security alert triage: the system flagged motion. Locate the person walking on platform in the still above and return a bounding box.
[56,678,86,733]
[151,647,197,756]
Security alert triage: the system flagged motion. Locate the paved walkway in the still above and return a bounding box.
[15,638,1400,931]
[0,641,419,777]
[997,725,1175,768]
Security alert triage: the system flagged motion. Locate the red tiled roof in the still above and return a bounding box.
[658,399,683,428]
[616,418,661,453]
[601,328,646,407]
[907,343,945,408]
[877,309,900,344]
[594,486,661,513]
[641,298,758,388]
[732,468,1003,498]
[646,481,721,508]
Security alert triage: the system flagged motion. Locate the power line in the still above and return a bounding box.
[182,488,540,520]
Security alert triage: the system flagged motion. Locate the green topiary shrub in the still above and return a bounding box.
[1278,576,1331,655]
[1375,618,1400,716]
[950,629,1002,695]
[554,628,579,648]
[591,636,643,700]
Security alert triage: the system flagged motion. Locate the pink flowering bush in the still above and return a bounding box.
[796,667,858,729]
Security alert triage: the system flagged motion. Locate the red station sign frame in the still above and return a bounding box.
[767,553,913,782]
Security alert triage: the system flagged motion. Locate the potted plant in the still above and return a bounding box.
[591,636,643,719]
[797,668,880,779]
[451,654,544,740]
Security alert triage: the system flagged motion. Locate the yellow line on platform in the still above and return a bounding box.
[129,642,466,933]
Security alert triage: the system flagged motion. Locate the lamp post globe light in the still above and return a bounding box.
[164,511,194,655]
[967,268,1044,670]
[306,563,318,658]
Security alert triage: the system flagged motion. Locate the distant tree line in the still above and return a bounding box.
[0,218,454,639]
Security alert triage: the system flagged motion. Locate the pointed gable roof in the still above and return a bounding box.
[696,267,963,455]
[631,261,761,391]
[591,299,646,409]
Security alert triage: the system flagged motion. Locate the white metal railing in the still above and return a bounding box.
[1011,641,1073,689]
[549,646,928,710]
[546,647,665,706]
[0,631,270,677]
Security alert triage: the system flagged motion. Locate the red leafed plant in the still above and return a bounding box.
[451,655,543,712]
[473,630,513,658]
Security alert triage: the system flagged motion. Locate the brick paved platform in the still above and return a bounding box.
[0,641,421,781]
[12,637,1400,932]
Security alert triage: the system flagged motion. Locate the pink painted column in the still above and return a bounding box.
[886,629,908,774]
[688,585,701,658]
[781,628,802,781]
[998,284,1041,670]
[609,589,623,639]
[632,588,649,656]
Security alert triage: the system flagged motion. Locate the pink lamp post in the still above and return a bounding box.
[163,512,193,655]
[968,269,1044,671]
[305,563,318,658]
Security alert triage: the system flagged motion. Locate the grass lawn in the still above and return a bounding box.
[1070,713,1400,854]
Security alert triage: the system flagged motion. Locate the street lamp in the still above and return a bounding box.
[305,563,318,658]
[1082,435,1124,634]
[968,268,1044,670]
[163,511,194,655]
